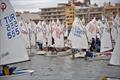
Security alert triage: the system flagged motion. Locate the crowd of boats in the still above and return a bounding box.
[0,0,120,80]
[19,10,119,59]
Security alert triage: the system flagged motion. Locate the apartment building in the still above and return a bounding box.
[103,3,120,24]
[16,11,41,24]
[75,5,103,25]
[40,6,65,23]
[65,4,75,29]
[40,0,91,28]
[75,6,89,24]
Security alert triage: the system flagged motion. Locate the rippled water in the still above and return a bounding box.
[11,54,120,80]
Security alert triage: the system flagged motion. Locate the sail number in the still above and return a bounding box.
[4,13,20,39]
[72,26,85,37]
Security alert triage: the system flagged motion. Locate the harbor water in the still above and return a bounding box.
[11,52,120,80]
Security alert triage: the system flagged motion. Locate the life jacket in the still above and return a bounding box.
[3,66,10,76]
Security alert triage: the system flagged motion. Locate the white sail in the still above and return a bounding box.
[36,21,42,42]
[52,19,64,47]
[111,26,118,42]
[68,17,88,49]
[79,18,89,49]
[41,21,48,47]
[109,15,120,65]
[114,14,120,32]
[96,19,103,34]
[36,21,52,47]
[81,17,85,26]
[109,31,120,65]
[111,14,120,42]
[85,18,97,42]
[28,21,36,47]
[0,0,29,65]
[19,20,30,48]
[100,16,112,52]
[51,20,56,38]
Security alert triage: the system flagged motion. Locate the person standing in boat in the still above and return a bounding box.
[36,40,43,50]
[96,38,101,52]
[95,32,101,52]
[89,38,96,52]
[52,37,55,45]
[85,38,96,60]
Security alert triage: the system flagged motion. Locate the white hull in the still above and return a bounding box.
[0,70,34,80]
[44,49,72,56]
[70,52,86,58]
[107,78,120,80]
[36,51,47,55]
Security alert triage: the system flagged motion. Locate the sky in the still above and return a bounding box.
[9,0,120,12]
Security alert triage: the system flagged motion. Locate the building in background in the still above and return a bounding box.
[75,3,103,24]
[40,0,91,30]
[75,6,89,24]
[68,0,91,7]
[65,4,75,30]
[16,11,41,24]
[16,1,120,29]
[89,5,103,21]
[40,6,65,23]
[103,3,120,25]
[40,4,75,30]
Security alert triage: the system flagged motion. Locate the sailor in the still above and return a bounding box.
[2,65,10,76]
[36,40,43,50]
[96,37,101,52]
[2,65,16,76]
[85,50,94,60]
[89,38,96,52]
[52,37,55,45]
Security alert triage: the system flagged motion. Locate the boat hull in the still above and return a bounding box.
[0,70,34,80]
